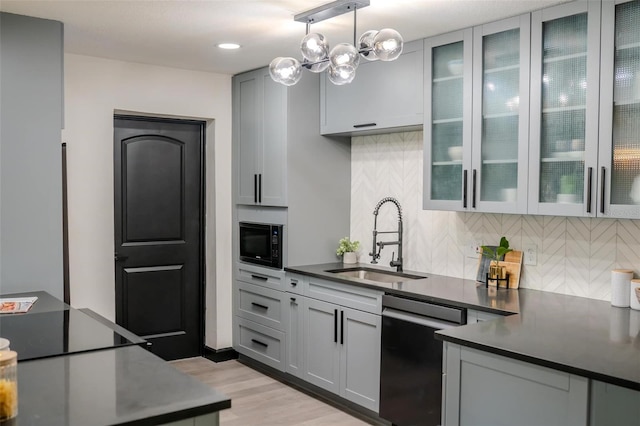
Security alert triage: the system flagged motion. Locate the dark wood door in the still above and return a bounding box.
[114,115,204,360]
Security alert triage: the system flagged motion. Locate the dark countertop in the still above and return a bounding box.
[17,345,231,426]
[286,262,640,391]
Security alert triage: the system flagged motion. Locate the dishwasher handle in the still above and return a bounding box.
[382,308,461,330]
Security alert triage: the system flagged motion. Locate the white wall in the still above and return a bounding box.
[63,54,233,349]
[351,131,640,302]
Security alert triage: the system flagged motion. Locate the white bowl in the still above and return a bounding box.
[557,193,576,204]
[447,59,463,76]
[448,146,463,161]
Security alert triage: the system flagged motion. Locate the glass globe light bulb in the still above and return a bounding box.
[358,30,379,61]
[329,43,360,69]
[269,57,284,82]
[328,64,356,85]
[272,57,302,86]
[373,28,403,61]
[301,33,329,63]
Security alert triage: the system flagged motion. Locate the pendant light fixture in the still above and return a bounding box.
[269,0,403,86]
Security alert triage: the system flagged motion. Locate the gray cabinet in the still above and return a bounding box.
[233,68,287,206]
[423,15,531,214]
[301,296,381,412]
[528,1,601,216]
[284,292,304,378]
[443,342,589,426]
[0,13,64,298]
[590,380,640,426]
[320,40,424,136]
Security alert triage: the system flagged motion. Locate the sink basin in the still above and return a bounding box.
[325,267,427,284]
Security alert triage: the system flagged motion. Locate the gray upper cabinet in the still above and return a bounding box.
[233,68,287,206]
[598,0,640,219]
[528,1,601,216]
[424,15,530,214]
[320,39,424,136]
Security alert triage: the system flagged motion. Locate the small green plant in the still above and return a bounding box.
[560,175,577,194]
[336,237,360,256]
[481,236,513,265]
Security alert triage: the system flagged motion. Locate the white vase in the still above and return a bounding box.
[343,252,357,264]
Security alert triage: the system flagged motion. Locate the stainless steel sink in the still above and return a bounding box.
[325,267,427,283]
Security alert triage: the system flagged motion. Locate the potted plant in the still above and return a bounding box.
[481,236,512,281]
[336,237,360,264]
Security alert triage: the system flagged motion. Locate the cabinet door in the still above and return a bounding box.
[472,15,530,214]
[302,298,340,394]
[423,29,473,211]
[320,40,424,135]
[233,70,261,205]
[233,68,287,207]
[339,307,381,412]
[260,71,287,207]
[443,343,589,426]
[598,0,640,218]
[528,1,601,216]
[285,293,304,378]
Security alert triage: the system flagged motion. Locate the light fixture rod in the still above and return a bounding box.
[294,0,370,24]
[353,6,357,46]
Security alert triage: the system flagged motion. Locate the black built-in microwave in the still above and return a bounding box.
[239,222,283,269]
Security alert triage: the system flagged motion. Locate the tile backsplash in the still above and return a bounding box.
[350,131,639,301]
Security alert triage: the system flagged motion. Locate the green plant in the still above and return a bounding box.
[481,236,513,265]
[336,237,360,256]
[560,175,577,194]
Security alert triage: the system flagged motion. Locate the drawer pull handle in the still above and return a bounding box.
[290,280,298,286]
[353,122,377,128]
[251,274,268,281]
[290,297,296,302]
[251,338,268,348]
[251,302,269,310]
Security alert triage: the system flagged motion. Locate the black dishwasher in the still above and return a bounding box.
[379,295,466,426]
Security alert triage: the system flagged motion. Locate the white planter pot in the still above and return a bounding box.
[342,252,357,264]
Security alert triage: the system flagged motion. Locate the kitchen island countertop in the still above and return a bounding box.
[286,262,640,391]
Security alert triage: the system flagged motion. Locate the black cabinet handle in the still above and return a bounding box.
[600,167,606,214]
[258,174,262,203]
[586,167,593,214]
[353,123,377,128]
[250,274,268,281]
[290,297,296,302]
[252,174,257,203]
[290,279,297,287]
[251,338,268,348]
[463,169,468,208]
[472,169,477,209]
[334,309,338,343]
[251,302,268,310]
[340,310,344,345]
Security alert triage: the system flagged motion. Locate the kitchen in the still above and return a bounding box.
[1,0,640,425]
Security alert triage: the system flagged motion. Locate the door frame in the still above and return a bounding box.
[113,114,207,355]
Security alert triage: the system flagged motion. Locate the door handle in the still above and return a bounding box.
[254,174,258,203]
[586,167,593,214]
[472,169,477,209]
[340,310,344,345]
[251,338,268,348]
[114,253,129,261]
[463,169,468,208]
[353,123,377,128]
[250,274,268,281]
[600,167,606,214]
[251,302,268,310]
[334,309,338,343]
[258,174,262,203]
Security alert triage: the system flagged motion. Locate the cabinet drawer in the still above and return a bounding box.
[306,277,383,314]
[235,281,284,331]
[237,263,284,291]
[285,273,307,295]
[234,316,285,371]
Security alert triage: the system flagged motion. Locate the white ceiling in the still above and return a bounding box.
[0,0,571,76]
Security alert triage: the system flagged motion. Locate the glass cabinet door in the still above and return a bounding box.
[472,15,530,214]
[529,2,601,216]
[598,0,640,218]
[423,29,472,211]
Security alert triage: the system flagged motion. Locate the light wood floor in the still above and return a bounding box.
[171,357,375,426]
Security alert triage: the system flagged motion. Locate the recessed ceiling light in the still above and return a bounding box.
[217,43,241,50]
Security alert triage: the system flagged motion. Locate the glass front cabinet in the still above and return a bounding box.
[423,16,530,213]
[528,1,601,216]
[598,0,640,218]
